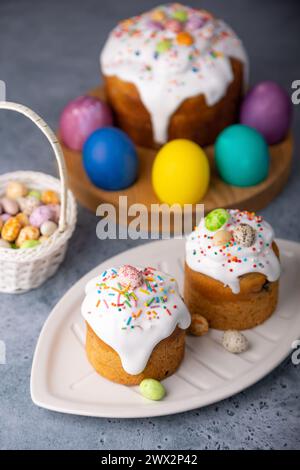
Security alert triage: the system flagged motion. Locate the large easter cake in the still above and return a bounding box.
[100,3,248,148]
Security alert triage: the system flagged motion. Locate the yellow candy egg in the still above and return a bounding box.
[16,225,40,248]
[41,190,60,205]
[6,181,28,200]
[2,217,22,242]
[152,139,210,205]
[0,218,3,233]
[15,212,30,227]
[151,9,166,21]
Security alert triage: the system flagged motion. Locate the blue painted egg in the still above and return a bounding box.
[83,127,138,190]
[215,124,270,187]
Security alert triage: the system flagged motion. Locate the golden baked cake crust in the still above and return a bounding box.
[184,243,279,331]
[104,58,243,148]
[86,323,186,385]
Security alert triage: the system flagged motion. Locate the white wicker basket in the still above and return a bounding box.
[0,101,77,294]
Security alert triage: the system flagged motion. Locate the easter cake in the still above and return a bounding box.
[100,3,248,148]
[184,209,281,330]
[81,265,191,385]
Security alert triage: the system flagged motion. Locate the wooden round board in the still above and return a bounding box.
[60,86,293,230]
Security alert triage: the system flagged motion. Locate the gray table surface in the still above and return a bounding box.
[0,0,299,450]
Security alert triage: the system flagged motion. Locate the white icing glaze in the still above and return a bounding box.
[186,210,281,294]
[100,3,248,143]
[81,266,191,375]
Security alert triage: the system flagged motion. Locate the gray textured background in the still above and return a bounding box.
[0,0,299,450]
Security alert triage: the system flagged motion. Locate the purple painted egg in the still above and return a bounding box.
[186,15,206,31]
[59,96,113,151]
[29,205,53,228]
[240,81,292,145]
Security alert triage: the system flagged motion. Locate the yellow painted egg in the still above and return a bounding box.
[16,225,40,248]
[1,217,22,242]
[41,190,60,205]
[152,139,210,205]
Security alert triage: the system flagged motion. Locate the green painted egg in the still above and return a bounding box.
[215,124,270,187]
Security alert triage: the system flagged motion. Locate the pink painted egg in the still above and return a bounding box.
[59,96,113,151]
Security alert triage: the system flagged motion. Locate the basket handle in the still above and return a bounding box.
[0,101,67,232]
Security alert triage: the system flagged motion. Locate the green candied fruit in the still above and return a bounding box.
[156,39,172,54]
[172,9,188,22]
[205,208,230,231]
[20,240,41,249]
[139,378,166,401]
[28,190,41,200]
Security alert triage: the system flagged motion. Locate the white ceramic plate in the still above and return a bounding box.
[31,238,300,418]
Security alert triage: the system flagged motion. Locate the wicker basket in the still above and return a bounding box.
[0,101,77,293]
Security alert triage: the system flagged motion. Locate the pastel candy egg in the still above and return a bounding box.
[29,205,53,227]
[40,220,58,237]
[1,197,19,215]
[83,127,138,190]
[15,212,30,227]
[41,190,60,205]
[28,190,41,200]
[205,208,230,231]
[152,139,210,205]
[47,204,61,224]
[20,239,41,249]
[186,15,206,31]
[146,20,164,31]
[139,379,166,401]
[213,229,232,246]
[215,124,270,187]
[0,239,11,249]
[18,196,40,216]
[16,225,40,248]
[6,181,28,200]
[1,217,22,242]
[176,31,194,46]
[240,81,292,144]
[171,9,188,22]
[233,223,256,247]
[165,19,182,33]
[59,96,113,151]
[118,265,144,289]
[189,313,209,336]
[156,39,172,54]
[0,213,11,223]
[222,330,249,354]
[151,9,166,22]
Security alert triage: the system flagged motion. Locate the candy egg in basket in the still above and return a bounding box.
[0,101,77,293]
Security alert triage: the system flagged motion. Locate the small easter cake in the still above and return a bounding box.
[184,209,281,330]
[100,3,248,148]
[81,265,191,385]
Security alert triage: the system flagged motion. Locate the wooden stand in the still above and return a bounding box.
[60,86,293,231]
